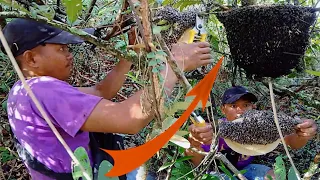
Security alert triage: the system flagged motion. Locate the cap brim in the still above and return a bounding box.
[224,93,258,104]
[44,28,95,45]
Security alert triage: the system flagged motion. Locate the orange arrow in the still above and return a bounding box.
[102,56,224,177]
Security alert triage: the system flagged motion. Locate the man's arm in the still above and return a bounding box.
[80,64,179,134]
[79,42,213,134]
[78,59,132,99]
[284,119,317,149]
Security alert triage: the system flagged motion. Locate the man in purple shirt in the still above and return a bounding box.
[2,18,214,180]
[186,86,317,180]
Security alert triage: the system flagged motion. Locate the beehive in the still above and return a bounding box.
[216,4,317,78]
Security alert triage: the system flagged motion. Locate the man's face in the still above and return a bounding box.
[221,97,256,121]
[19,43,73,81]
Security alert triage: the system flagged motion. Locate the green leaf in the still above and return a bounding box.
[274,156,286,180]
[287,166,299,180]
[266,175,273,180]
[2,100,7,112]
[30,3,55,20]
[114,40,127,51]
[239,169,247,175]
[158,161,175,172]
[147,52,156,59]
[148,60,158,67]
[176,156,193,163]
[175,130,189,137]
[69,27,89,36]
[218,165,234,179]
[201,174,220,180]
[97,160,119,180]
[72,147,93,180]
[306,70,320,76]
[152,67,159,73]
[157,20,168,26]
[162,116,177,130]
[62,0,82,24]
[169,134,190,149]
[152,25,162,35]
[156,50,167,57]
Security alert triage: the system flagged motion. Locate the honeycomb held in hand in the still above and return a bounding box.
[218,109,302,156]
[219,109,302,145]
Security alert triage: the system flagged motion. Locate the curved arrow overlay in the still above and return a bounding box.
[102,56,224,177]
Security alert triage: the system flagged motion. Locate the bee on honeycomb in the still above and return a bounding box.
[219,109,302,145]
[153,6,198,49]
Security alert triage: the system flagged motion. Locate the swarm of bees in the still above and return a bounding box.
[216,4,317,79]
[218,109,302,145]
[153,6,197,49]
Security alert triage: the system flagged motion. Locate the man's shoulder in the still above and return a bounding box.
[9,76,76,96]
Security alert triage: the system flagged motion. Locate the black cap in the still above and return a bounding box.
[222,86,258,105]
[1,18,95,57]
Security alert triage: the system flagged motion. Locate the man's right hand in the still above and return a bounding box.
[171,42,213,72]
[80,42,214,135]
[188,123,214,146]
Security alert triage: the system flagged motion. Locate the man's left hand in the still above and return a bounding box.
[296,119,318,140]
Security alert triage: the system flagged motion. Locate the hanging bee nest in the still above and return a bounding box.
[218,109,302,155]
[153,6,197,49]
[216,4,318,79]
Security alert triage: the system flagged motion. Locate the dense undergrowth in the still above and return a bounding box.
[0,0,320,179]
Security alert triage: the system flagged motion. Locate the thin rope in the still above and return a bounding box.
[268,79,301,180]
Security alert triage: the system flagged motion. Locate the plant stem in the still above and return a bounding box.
[215,153,248,180]
[0,11,137,63]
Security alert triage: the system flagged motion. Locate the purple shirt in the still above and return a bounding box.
[202,118,254,169]
[7,76,103,180]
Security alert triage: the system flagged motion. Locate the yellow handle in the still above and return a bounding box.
[188,29,197,44]
[190,116,206,127]
[200,33,207,42]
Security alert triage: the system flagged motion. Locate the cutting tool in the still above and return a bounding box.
[188,15,207,44]
[187,15,208,128]
[190,111,206,127]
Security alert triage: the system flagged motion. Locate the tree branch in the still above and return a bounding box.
[127,0,150,51]
[215,153,248,180]
[261,80,320,110]
[83,0,97,23]
[103,0,135,41]
[0,11,138,63]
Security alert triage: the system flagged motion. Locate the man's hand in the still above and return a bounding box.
[188,123,213,146]
[295,119,317,140]
[285,118,317,149]
[171,42,213,72]
[184,123,213,166]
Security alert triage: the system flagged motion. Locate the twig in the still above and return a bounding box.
[103,0,132,40]
[303,153,320,180]
[155,34,192,91]
[0,162,6,180]
[127,0,151,52]
[215,153,248,180]
[0,27,92,180]
[0,11,137,62]
[83,0,97,23]
[268,79,301,180]
[165,146,179,180]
